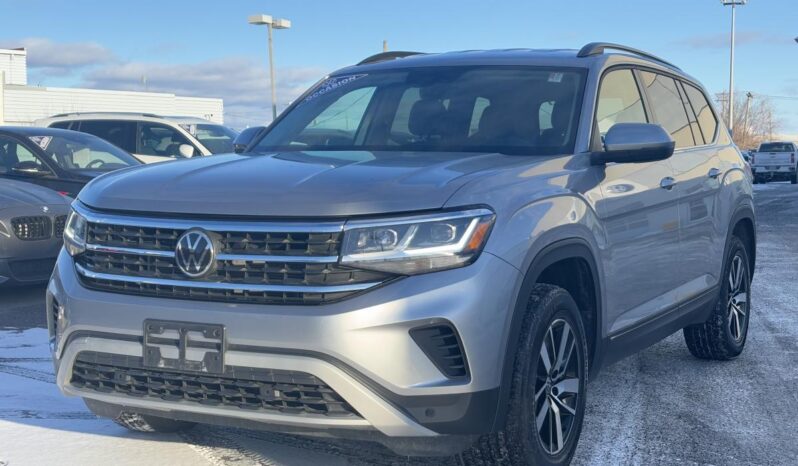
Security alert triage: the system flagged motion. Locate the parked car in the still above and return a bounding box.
[0,127,141,198]
[0,178,71,286]
[36,113,239,164]
[50,44,755,464]
[750,141,797,184]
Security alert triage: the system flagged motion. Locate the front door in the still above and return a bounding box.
[591,68,682,335]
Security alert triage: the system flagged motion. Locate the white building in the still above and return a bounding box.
[0,48,223,126]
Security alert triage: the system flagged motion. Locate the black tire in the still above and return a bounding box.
[790,172,797,184]
[84,398,196,433]
[683,236,752,360]
[459,285,588,466]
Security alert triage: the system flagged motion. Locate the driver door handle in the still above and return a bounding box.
[660,177,676,190]
[708,168,722,179]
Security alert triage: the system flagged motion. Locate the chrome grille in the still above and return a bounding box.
[87,223,342,256]
[73,207,394,305]
[12,216,52,240]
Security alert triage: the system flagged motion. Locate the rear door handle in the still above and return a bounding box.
[660,177,676,190]
[708,168,722,179]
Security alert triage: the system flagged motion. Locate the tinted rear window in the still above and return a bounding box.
[758,143,794,152]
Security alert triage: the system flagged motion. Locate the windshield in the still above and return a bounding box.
[758,143,794,152]
[252,66,587,156]
[184,124,239,154]
[27,132,139,173]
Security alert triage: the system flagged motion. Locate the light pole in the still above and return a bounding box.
[248,14,291,121]
[721,0,746,135]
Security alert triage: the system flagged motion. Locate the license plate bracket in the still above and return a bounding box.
[143,319,225,374]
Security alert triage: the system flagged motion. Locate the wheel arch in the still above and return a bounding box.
[491,238,603,432]
[729,205,756,277]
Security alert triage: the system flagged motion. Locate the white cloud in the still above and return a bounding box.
[0,37,115,70]
[81,58,326,129]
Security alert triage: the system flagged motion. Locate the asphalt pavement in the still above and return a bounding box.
[1,182,796,465]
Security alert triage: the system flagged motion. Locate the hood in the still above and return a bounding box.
[0,179,70,210]
[79,151,542,217]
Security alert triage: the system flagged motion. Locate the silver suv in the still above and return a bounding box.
[49,43,756,464]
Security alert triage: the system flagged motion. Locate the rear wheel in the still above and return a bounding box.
[790,170,797,184]
[460,285,588,465]
[683,236,751,360]
[84,398,196,433]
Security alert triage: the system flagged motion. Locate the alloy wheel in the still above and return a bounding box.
[534,318,581,455]
[727,254,749,343]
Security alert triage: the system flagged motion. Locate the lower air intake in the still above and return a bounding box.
[410,323,469,379]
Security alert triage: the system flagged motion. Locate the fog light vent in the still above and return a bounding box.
[410,323,469,379]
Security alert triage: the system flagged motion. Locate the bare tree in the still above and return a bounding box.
[715,92,781,149]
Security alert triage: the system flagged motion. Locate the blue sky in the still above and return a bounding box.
[1,0,797,131]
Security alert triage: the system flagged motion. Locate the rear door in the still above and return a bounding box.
[73,120,164,163]
[592,68,682,335]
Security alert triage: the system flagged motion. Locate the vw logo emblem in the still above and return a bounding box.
[175,229,216,278]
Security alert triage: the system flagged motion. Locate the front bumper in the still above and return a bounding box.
[48,248,521,438]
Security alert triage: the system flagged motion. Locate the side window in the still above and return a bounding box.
[539,101,555,132]
[78,120,137,152]
[138,123,193,158]
[49,121,72,130]
[639,71,695,149]
[682,83,718,144]
[0,136,46,174]
[468,97,492,137]
[677,82,704,145]
[390,87,422,140]
[596,69,648,137]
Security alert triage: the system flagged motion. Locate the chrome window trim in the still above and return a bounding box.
[75,263,380,294]
[74,202,345,234]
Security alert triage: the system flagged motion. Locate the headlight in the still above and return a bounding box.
[63,208,87,256]
[340,208,495,275]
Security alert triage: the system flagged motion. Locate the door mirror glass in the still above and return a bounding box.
[233,126,266,153]
[178,144,196,158]
[592,123,675,165]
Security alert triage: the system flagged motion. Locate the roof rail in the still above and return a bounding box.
[357,51,423,66]
[577,42,681,71]
[50,111,163,118]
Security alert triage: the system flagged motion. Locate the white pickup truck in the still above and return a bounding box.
[752,141,798,184]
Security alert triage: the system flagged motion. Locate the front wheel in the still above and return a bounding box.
[460,285,588,465]
[683,236,752,360]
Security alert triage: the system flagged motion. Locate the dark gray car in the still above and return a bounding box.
[49,43,755,464]
[0,179,70,285]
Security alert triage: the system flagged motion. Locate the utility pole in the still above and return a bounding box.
[383,40,388,52]
[248,14,292,121]
[743,92,753,147]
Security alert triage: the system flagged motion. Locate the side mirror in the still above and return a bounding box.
[591,123,675,165]
[12,163,50,177]
[233,126,266,153]
[178,144,196,158]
